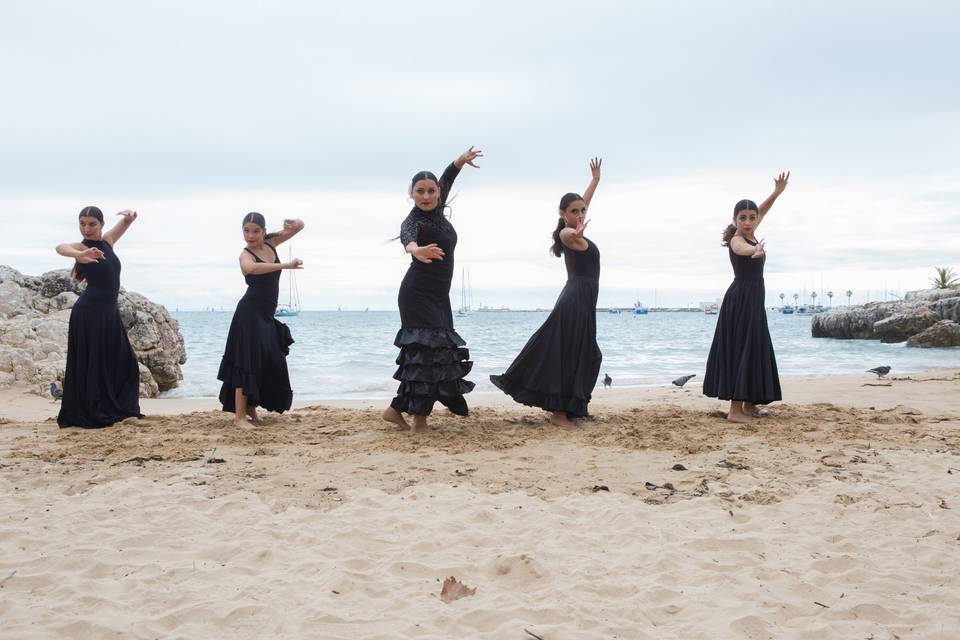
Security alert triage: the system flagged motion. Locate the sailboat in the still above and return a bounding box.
[274,246,301,317]
[456,267,472,317]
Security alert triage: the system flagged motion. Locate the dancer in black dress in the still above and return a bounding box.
[703,172,790,423]
[217,213,304,428]
[55,206,143,428]
[491,158,603,428]
[382,146,483,433]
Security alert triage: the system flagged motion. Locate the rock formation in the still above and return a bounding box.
[811,286,960,347]
[0,266,186,397]
[906,320,960,348]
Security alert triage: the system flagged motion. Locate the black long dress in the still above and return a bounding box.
[217,243,294,413]
[390,163,474,417]
[490,238,602,418]
[58,239,143,428]
[703,238,781,404]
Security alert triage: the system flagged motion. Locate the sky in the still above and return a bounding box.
[2,0,958,310]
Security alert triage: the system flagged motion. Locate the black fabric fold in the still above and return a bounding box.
[489,239,602,419]
[58,239,142,429]
[217,243,294,414]
[703,242,782,404]
[489,374,589,418]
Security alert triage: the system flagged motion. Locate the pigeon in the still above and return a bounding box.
[49,382,63,400]
[603,373,612,388]
[672,374,696,388]
[867,366,891,379]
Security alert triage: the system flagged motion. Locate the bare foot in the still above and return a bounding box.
[550,412,579,429]
[410,416,431,433]
[246,406,260,424]
[726,411,752,423]
[234,416,257,430]
[382,407,410,429]
[743,402,769,418]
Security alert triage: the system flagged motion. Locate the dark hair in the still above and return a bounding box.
[79,205,104,223]
[410,170,455,214]
[242,211,279,240]
[410,171,438,190]
[722,199,759,246]
[550,193,584,257]
[72,206,105,281]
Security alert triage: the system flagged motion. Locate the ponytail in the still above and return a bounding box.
[551,192,584,257]
[721,224,737,246]
[549,217,566,257]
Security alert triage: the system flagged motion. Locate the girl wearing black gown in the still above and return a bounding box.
[382,146,483,433]
[55,206,143,428]
[703,172,790,423]
[217,213,304,428]
[491,158,603,429]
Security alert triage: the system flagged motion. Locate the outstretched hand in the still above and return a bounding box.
[286,258,304,269]
[413,243,445,264]
[573,218,590,238]
[773,171,790,194]
[456,146,483,169]
[751,240,766,260]
[589,157,602,180]
[283,218,304,232]
[76,247,105,264]
[116,210,138,223]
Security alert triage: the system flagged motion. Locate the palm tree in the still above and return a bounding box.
[930,266,959,289]
[846,289,853,306]
[811,291,818,309]
[827,290,834,307]
[793,293,799,307]
[779,292,785,308]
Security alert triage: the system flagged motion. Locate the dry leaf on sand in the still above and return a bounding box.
[439,576,476,603]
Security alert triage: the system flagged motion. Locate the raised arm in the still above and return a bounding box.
[56,242,104,264]
[239,250,302,276]
[437,146,483,205]
[756,172,790,225]
[582,157,602,209]
[266,219,305,248]
[102,210,138,246]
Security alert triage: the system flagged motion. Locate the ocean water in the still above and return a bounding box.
[162,310,959,400]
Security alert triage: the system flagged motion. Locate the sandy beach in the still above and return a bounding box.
[2,370,960,639]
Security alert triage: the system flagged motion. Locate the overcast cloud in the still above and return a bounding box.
[2,0,957,309]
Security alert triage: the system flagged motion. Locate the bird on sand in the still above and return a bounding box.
[603,373,612,388]
[49,382,63,400]
[867,366,891,379]
[672,374,696,388]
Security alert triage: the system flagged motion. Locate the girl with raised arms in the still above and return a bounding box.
[491,158,603,428]
[217,213,304,428]
[55,206,143,428]
[703,172,790,422]
[382,146,482,433]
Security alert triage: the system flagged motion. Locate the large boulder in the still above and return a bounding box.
[810,302,898,339]
[906,320,960,348]
[812,286,960,345]
[0,266,186,397]
[872,307,941,343]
